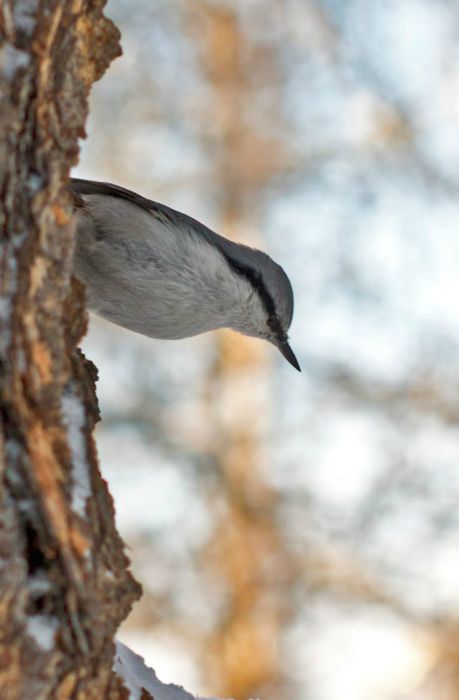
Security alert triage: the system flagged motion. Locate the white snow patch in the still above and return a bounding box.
[0,298,10,320]
[0,254,17,353]
[27,572,52,597]
[26,614,58,651]
[0,303,11,353]
[14,0,37,36]
[61,389,91,516]
[27,172,44,194]
[0,44,29,80]
[114,641,230,700]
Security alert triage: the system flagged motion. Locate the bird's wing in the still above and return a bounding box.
[70,178,174,224]
[70,178,275,296]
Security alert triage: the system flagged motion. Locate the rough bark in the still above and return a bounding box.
[0,2,142,698]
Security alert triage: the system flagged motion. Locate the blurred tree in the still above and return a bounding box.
[77,1,459,698]
[184,4,298,698]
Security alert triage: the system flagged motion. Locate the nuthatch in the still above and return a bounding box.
[71,178,300,371]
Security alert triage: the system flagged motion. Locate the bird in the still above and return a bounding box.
[70,178,300,371]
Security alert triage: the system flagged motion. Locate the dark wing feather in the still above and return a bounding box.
[70,178,173,222]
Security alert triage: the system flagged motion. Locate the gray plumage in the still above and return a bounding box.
[71,178,300,370]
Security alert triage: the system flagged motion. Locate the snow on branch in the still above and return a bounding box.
[114,641,252,700]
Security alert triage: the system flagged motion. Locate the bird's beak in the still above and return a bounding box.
[274,340,301,371]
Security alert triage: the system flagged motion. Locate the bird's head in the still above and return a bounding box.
[216,243,301,371]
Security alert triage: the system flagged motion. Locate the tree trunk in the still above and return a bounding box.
[0,2,142,698]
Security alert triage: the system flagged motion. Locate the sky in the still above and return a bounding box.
[77,1,459,698]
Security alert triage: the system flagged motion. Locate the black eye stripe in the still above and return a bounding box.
[221,254,287,342]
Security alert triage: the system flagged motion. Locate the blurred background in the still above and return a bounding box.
[75,1,459,698]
